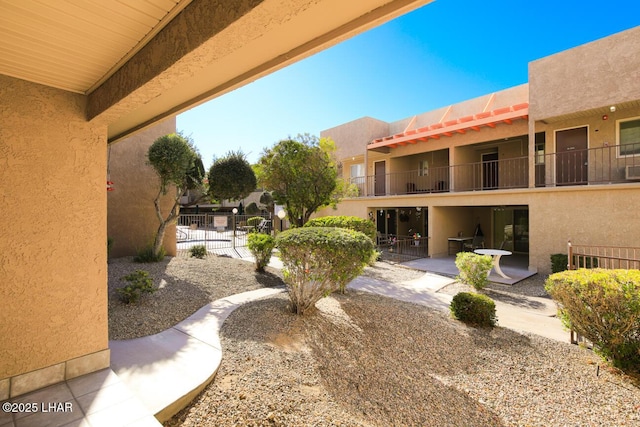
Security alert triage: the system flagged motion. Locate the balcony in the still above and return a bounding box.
[536,143,640,187]
[348,144,640,197]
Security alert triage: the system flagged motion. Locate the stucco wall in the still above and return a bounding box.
[107,119,178,258]
[321,116,389,160]
[527,185,640,274]
[322,182,640,275]
[0,76,108,379]
[529,26,640,120]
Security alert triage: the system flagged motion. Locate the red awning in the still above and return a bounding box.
[368,103,528,150]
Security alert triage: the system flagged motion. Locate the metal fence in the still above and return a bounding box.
[377,235,429,261]
[567,241,640,270]
[565,240,640,345]
[176,213,272,256]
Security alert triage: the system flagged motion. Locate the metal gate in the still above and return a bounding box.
[176,213,272,257]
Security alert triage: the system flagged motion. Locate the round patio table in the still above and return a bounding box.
[474,249,512,279]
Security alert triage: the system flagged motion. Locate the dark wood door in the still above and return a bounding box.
[556,127,588,185]
[374,161,386,195]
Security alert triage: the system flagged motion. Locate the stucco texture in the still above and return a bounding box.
[0,76,108,379]
[529,26,640,120]
[323,181,640,276]
[107,118,178,258]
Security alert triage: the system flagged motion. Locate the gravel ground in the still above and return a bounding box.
[107,255,284,340]
[108,255,640,426]
[438,274,551,299]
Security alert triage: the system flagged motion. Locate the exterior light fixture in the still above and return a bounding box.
[231,208,238,250]
[277,209,286,232]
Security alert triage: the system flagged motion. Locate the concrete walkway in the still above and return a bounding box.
[348,271,567,343]
[2,256,567,426]
[109,287,284,423]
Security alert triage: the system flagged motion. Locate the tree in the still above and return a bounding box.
[148,133,204,259]
[207,151,257,203]
[255,134,340,227]
[259,191,274,215]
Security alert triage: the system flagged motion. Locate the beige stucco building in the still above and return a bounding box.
[0,0,433,399]
[319,26,640,275]
[107,118,179,259]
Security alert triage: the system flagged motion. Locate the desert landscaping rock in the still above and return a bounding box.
[108,255,640,426]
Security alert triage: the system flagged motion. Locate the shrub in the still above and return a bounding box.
[551,253,568,273]
[117,270,156,304]
[455,252,493,290]
[245,202,260,215]
[450,292,497,327]
[189,244,207,259]
[551,253,599,273]
[247,216,265,230]
[545,269,640,370]
[247,232,276,272]
[574,255,599,269]
[276,227,375,314]
[107,237,114,257]
[304,216,376,242]
[134,244,165,263]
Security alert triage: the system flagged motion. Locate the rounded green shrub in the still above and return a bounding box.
[545,269,640,371]
[550,253,568,273]
[304,216,376,242]
[247,232,276,272]
[450,292,497,327]
[189,244,207,259]
[245,202,260,215]
[276,227,375,314]
[247,216,265,229]
[117,270,156,304]
[455,252,493,290]
[134,244,165,263]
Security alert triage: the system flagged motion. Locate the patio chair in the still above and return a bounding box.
[257,219,271,233]
[464,235,485,251]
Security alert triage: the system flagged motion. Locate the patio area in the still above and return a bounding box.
[397,253,535,285]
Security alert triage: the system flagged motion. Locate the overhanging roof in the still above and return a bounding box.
[0,0,434,142]
[0,0,193,95]
[368,102,529,151]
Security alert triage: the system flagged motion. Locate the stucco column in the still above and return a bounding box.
[448,147,455,191]
[528,118,535,188]
[364,146,369,197]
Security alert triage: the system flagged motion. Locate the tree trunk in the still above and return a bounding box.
[153,221,167,258]
[152,187,181,259]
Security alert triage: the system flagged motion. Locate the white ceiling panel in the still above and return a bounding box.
[0,0,191,94]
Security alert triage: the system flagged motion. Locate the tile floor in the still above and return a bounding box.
[0,369,160,427]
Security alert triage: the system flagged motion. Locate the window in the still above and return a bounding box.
[418,160,429,176]
[350,163,365,185]
[350,163,364,178]
[619,117,640,156]
[535,142,545,164]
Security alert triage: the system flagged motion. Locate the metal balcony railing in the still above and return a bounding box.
[347,144,640,198]
[451,157,528,191]
[536,143,640,187]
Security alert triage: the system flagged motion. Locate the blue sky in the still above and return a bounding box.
[177,0,639,167]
